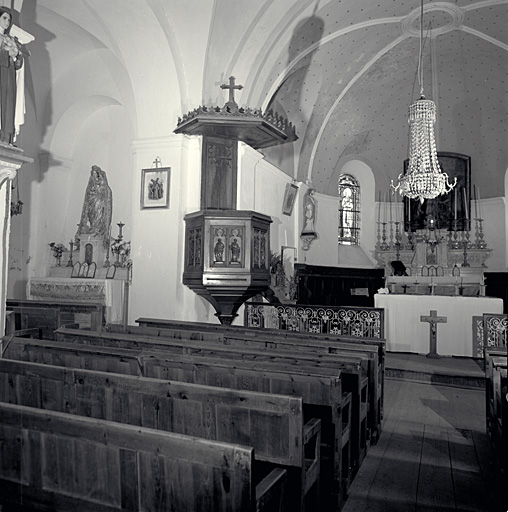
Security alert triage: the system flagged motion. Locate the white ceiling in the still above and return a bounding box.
[18,0,508,198]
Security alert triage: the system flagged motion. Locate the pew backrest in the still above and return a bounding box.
[0,402,262,511]
[0,357,304,468]
[7,299,104,331]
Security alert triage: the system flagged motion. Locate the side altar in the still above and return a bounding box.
[29,166,131,326]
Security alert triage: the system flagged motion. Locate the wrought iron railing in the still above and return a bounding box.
[244,302,384,339]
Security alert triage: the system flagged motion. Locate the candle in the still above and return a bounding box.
[378,191,381,223]
[463,188,469,220]
[477,187,481,219]
[384,192,388,223]
[473,185,478,218]
[389,193,392,222]
[408,199,411,223]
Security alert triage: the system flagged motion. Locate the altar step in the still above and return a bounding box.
[385,352,485,389]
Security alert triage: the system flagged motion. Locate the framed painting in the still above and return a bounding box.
[141,167,170,209]
[403,152,471,232]
[282,183,298,216]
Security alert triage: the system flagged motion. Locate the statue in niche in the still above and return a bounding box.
[230,238,240,263]
[302,188,317,234]
[214,238,225,262]
[75,165,112,249]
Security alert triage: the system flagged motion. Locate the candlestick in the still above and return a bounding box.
[67,240,74,267]
[117,221,125,240]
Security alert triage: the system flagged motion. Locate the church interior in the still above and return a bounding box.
[0,0,507,510]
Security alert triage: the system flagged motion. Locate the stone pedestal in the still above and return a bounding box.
[0,144,33,336]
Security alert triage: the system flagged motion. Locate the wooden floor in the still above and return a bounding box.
[342,353,507,512]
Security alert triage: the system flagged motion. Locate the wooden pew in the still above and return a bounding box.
[54,326,370,478]
[2,336,350,511]
[484,348,507,434]
[135,316,385,368]
[484,348,508,473]
[0,357,318,511]
[7,298,105,332]
[0,402,287,512]
[132,317,385,436]
[112,321,383,442]
[8,306,62,340]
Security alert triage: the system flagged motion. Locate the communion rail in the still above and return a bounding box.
[245,302,384,339]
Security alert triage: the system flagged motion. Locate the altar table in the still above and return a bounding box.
[374,294,503,357]
[28,277,127,325]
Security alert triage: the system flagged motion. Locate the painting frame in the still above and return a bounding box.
[140,167,170,210]
[403,152,471,232]
[282,183,298,216]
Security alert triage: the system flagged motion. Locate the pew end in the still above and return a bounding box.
[255,467,288,512]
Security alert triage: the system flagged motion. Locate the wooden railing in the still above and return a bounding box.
[245,302,384,339]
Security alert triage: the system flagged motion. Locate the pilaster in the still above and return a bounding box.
[0,145,33,336]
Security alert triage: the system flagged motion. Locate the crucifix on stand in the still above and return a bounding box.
[220,76,243,110]
[420,310,447,358]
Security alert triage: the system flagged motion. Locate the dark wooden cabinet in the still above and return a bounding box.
[295,264,385,307]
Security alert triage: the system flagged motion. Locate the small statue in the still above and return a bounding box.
[214,238,224,262]
[0,7,29,144]
[302,188,317,234]
[75,165,113,249]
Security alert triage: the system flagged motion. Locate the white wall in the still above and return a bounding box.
[298,159,377,268]
[481,197,506,271]
[238,143,299,263]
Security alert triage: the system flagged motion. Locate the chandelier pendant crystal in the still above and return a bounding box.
[391,0,456,204]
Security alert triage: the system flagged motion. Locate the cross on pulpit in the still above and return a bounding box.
[221,76,243,109]
[420,310,447,359]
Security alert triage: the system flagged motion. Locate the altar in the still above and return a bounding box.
[375,294,503,357]
[27,277,127,325]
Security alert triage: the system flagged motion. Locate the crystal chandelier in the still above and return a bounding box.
[392,0,456,204]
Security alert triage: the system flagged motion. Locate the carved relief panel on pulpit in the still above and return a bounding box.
[211,226,244,268]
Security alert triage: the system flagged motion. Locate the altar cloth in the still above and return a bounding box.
[375,294,503,357]
[28,277,126,325]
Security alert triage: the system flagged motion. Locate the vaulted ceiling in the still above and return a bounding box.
[22,0,508,198]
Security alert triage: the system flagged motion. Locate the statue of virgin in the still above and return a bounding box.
[75,165,112,249]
